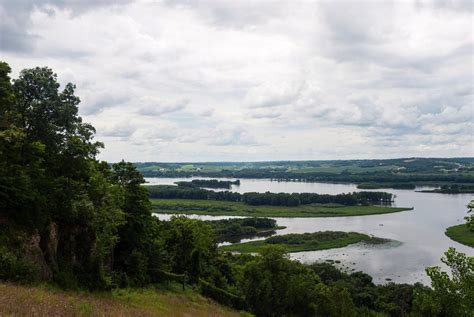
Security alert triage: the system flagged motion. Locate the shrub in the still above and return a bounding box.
[0,248,39,283]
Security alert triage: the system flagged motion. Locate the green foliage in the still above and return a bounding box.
[241,246,358,317]
[0,63,122,289]
[466,201,473,232]
[413,248,474,316]
[0,247,39,283]
[204,217,278,242]
[161,216,216,280]
[199,278,245,309]
[221,231,375,253]
[175,179,240,189]
[148,184,394,206]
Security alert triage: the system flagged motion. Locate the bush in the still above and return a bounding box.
[0,248,39,283]
[199,279,245,310]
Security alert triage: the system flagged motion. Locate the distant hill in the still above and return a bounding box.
[134,158,474,185]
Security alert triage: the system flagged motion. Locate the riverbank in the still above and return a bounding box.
[0,282,243,317]
[151,199,412,218]
[220,231,387,253]
[445,224,474,247]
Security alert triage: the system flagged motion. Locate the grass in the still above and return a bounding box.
[445,224,474,247]
[151,199,411,218]
[0,282,246,317]
[220,231,387,253]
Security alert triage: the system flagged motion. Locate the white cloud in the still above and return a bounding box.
[1,0,472,161]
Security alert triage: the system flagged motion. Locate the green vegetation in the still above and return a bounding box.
[467,200,474,230]
[0,282,242,317]
[175,179,240,189]
[418,184,474,194]
[204,218,283,243]
[135,158,474,186]
[445,202,474,248]
[357,183,416,190]
[148,184,396,206]
[413,248,473,316]
[151,198,411,217]
[445,224,474,247]
[220,231,384,253]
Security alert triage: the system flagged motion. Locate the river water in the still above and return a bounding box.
[146,177,473,285]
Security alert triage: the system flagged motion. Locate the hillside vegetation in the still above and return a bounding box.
[0,283,243,317]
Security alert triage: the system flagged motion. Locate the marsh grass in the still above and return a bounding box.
[219,231,388,253]
[151,199,411,218]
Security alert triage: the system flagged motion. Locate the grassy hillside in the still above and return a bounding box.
[0,283,246,317]
[151,198,411,217]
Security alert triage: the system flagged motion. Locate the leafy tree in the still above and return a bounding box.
[241,246,356,316]
[413,248,474,316]
[161,216,216,282]
[0,63,122,288]
[466,200,473,231]
[0,62,14,127]
[110,160,158,286]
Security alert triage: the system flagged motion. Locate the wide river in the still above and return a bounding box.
[146,177,473,285]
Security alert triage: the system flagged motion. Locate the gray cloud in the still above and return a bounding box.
[0,0,130,52]
[1,0,472,161]
[137,99,189,116]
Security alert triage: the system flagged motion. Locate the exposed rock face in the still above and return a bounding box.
[40,222,58,274]
[19,222,60,280]
[23,231,52,280]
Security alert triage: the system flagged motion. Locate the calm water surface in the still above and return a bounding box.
[146,177,473,284]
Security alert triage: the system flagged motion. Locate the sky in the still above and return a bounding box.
[0,0,473,162]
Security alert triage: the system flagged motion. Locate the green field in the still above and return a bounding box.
[151,199,411,218]
[220,231,383,253]
[445,224,474,247]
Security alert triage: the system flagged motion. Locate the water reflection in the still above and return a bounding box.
[149,177,474,284]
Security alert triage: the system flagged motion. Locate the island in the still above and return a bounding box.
[175,179,240,189]
[151,198,412,218]
[357,183,416,190]
[205,217,285,242]
[220,231,391,253]
[418,184,474,194]
[445,224,474,247]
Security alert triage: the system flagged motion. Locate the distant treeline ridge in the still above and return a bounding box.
[175,179,240,189]
[141,170,474,184]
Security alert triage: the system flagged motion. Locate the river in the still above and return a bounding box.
[146,177,473,285]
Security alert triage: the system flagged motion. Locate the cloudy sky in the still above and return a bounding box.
[1,0,473,162]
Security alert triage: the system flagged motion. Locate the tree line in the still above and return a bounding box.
[175,179,240,189]
[204,217,278,242]
[148,185,394,206]
[141,169,474,184]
